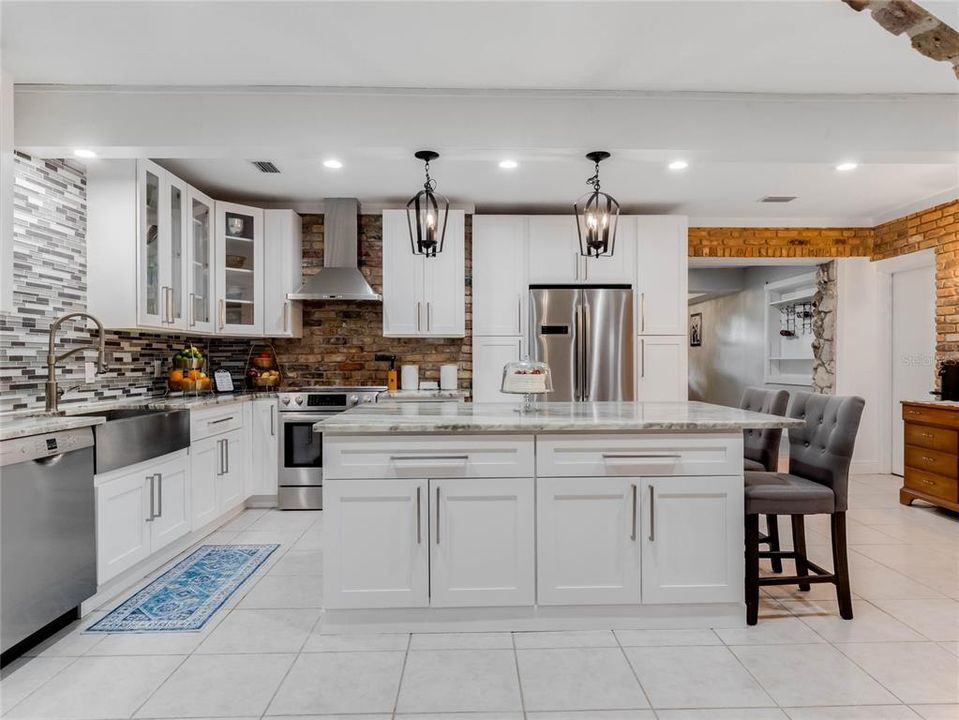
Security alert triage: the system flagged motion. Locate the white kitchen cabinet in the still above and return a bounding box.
[96,450,190,585]
[324,478,430,609]
[472,216,527,336]
[190,436,219,529]
[215,201,264,336]
[536,476,641,605]
[382,209,466,337]
[527,215,635,285]
[187,187,216,333]
[430,477,535,607]
[637,216,688,336]
[471,336,524,404]
[264,209,303,338]
[583,216,636,284]
[638,336,688,401]
[249,398,278,500]
[218,429,246,512]
[641,475,743,604]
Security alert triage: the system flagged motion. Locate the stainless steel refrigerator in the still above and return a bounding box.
[529,285,634,402]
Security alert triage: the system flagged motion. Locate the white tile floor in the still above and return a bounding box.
[2,473,958,719]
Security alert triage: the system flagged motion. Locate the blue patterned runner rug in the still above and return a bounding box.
[87,544,279,633]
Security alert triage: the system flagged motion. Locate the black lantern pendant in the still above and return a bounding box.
[574,151,620,258]
[407,150,450,258]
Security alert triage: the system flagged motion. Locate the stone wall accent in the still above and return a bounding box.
[688,227,873,258]
[812,261,837,394]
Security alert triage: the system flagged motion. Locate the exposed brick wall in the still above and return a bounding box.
[688,227,873,258]
[271,214,472,389]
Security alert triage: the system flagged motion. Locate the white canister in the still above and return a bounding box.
[440,364,458,390]
[400,364,419,391]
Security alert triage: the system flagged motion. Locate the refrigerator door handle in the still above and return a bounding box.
[582,303,591,401]
[573,304,582,401]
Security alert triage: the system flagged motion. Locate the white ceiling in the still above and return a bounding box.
[3,0,958,93]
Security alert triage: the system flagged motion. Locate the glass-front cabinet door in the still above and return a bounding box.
[166,174,188,330]
[137,160,169,329]
[215,201,264,335]
[188,188,215,333]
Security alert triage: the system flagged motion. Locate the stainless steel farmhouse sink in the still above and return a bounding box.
[73,407,191,474]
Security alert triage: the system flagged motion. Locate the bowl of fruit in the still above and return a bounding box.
[252,351,275,369]
[254,369,281,387]
[173,346,204,370]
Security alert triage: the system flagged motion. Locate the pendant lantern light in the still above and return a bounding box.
[573,151,620,258]
[407,150,449,258]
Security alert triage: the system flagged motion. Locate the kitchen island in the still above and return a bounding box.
[316,401,801,633]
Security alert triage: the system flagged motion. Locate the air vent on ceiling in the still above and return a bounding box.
[251,161,280,174]
[760,195,797,203]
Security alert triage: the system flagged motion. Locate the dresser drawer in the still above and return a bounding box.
[536,434,743,478]
[902,404,959,429]
[904,467,958,502]
[905,423,958,454]
[191,405,245,441]
[904,445,958,479]
[323,434,535,479]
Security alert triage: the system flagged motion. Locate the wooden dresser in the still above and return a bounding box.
[901,401,959,512]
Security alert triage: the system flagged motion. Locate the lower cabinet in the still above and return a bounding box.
[96,450,190,585]
[249,398,278,498]
[324,476,535,609]
[638,336,688,401]
[190,428,246,531]
[537,476,641,605]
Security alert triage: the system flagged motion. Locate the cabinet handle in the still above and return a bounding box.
[648,484,655,542]
[218,299,226,329]
[167,286,175,324]
[630,483,638,541]
[416,301,421,332]
[922,455,936,464]
[427,302,432,332]
[918,477,935,486]
[603,453,682,461]
[270,406,276,436]
[517,295,522,333]
[156,472,163,518]
[217,438,225,476]
[435,486,441,545]
[225,439,230,474]
[920,432,934,439]
[146,474,155,521]
[906,409,920,416]
[584,256,589,281]
[189,292,196,327]
[573,251,579,281]
[416,486,422,544]
[640,292,646,333]
[208,416,233,425]
[391,455,469,464]
[282,301,289,333]
[640,338,646,378]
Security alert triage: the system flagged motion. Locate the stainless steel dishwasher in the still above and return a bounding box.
[1,426,97,657]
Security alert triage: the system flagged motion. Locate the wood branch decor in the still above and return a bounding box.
[842,0,959,79]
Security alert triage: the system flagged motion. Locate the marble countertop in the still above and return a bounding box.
[385,389,470,401]
[0,392,269,441]
[315,400,805,434]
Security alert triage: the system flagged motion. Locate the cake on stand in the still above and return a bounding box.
[500,358,553,412]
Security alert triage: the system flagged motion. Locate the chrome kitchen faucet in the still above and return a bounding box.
[45,312,108,413]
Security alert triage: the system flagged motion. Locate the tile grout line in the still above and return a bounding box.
[511,632,528,720]
[613,629,656,714]
[389,632,413,720]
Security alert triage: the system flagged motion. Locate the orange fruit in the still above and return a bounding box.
[169,370,184,382]
[198,371,207,379]
[187,369,201,380]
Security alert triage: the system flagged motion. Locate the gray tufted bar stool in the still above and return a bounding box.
[740,387,790,573]
[744,392,865,625]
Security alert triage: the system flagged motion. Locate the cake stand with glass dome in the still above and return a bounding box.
[500,358,553,412]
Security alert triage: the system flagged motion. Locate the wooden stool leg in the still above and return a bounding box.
[766,514,783,573]
[745,513,760,626]
[791,514,811,592]
[831,512,854,620]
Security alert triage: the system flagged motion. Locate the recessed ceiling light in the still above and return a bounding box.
[499,159,518,170]
[668,160,688,171]
[835,162,858,172]
[73,149,96,159]
[323,159,343,169]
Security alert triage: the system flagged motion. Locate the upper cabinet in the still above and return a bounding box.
[527,215,635,286]
[382,209,465,338]
[87,159,302,338]
[636,216,688,336]
[472,216,528,337]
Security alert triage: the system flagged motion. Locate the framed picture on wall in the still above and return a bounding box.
[689,313,703,347]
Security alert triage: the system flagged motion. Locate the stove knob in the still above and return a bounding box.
[281,397,291,405]
[363,395,374,403]
[349,394,359,405]
[294,396,303,406]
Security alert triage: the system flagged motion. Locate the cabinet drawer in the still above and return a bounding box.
[905,423,958,454]
[904,467,958,502]
[904,446,958,479]
[191,405,245,441]
[902,404,959,429]
[536,434,742,477]
[323,434,535,479]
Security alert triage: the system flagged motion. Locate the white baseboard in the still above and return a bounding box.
[850,460,883,475]
[246,494,277,509]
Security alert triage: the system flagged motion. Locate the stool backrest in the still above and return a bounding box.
[787,392,865,512]
[740,387,790,471]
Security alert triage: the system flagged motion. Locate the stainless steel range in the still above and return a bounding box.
[276,386,386,510]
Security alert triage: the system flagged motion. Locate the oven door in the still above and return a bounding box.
[278,413,331,487]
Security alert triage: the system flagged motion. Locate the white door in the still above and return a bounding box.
[423,210,466,337]
[215,201,264,335]
[472,336,524,404]
[430,477,535,607]
[583,217,636,285]
[187,187,216,334]
[263,209,302,337]
[892,264,936,475]
[96,471,151,584]
[473,216,528,336]
[638,336,688,401]
[537,476,641,605]
[641,476,743,604]
[324,478,429,609]
[190,437,219,530]
[637,216,688,335]
[250,399,278,497]
[383,209,426,336]
[150,453,191,552]
[165,173,189,331]
[217,430,245,512]
[137,159,169,329]
[528,216,580,284]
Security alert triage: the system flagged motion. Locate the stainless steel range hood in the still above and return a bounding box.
[287,198,382,302]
